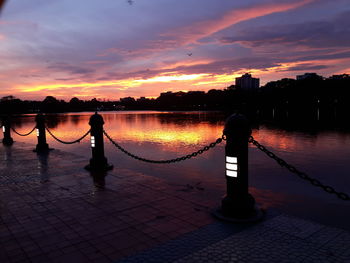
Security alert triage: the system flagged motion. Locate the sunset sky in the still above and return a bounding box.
[0,0,349,101]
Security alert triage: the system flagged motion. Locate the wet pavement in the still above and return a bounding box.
[1,142,349,262]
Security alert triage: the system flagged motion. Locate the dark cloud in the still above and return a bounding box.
[277,64,330,72]
[98,56,280,81]
[20,74,42,78]
[55,78,76,81]
[296,51,350,61]
[47,62,95,75]
[220,11,350,49]
[173,57,279,75]
[97,68,166,82]
[0,0,6,12]
[94,51,340,81]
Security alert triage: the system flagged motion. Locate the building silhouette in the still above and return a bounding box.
[296,73,323,80]
[235,73,260,90]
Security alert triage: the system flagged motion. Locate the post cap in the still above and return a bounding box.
[35,113,45,123]
[89,112,104,126]
[223,113,252,139]
[1,115,11,125]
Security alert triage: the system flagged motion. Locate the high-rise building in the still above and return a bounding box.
[235,73,259,90]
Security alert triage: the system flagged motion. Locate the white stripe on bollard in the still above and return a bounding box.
[226,155,238,177]
[91,136,95,148]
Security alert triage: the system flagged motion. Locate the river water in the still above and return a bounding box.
[9,111,350,230]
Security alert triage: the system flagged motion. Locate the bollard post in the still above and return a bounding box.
[2,115,14,146]
[85,112,113,171]
[34,113,49,152]
[215,113,263,222]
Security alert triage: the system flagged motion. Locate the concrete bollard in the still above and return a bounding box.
[2,116,14,146]
[215,113,263,222]
[34,113,50,153]
[85,112,113,171]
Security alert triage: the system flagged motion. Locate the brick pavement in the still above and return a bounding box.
[0,142,222,262]
[173,214,350,262]
[117,213,350,263]
[1,142,349,263]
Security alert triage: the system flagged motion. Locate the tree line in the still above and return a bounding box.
[1,74,349,115]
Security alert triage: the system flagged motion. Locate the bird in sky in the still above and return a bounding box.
[187,53,192,56]
[127,0,134,5]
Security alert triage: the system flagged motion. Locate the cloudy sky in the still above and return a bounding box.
[0,0,349,100]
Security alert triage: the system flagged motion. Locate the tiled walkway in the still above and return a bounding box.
[0,142,221,262]
[173,214,350,263]
[1,142,349,262]
[119,214,350,263]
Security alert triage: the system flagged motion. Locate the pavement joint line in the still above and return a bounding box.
[1,142,350,262]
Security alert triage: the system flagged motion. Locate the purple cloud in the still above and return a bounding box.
[220,11,350,49]
[47,62,95,75]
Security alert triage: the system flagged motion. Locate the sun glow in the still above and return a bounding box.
[19,80,137,93]
[17,73,210,94]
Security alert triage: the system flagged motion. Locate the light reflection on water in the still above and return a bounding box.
[10,111,350,229]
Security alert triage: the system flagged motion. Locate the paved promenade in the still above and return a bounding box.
[1,142,349,262]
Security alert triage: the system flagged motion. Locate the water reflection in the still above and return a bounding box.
[37,152,49,183]
[9,111,350,203]
[89,170,106,189]
[3,144,12,165]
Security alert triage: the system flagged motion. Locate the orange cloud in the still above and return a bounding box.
[158,58,214,70]
[164,0,315,45]
[6,54,350,100]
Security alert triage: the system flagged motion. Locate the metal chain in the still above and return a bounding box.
[45,127,91,144]
[249,136,350,201]
[103,129,225,164]
[11,126,36,137]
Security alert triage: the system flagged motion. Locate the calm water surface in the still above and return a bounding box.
[11,111,350,229]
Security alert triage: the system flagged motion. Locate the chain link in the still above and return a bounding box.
[249,136,350,201]
[11,126,36,137]
[46,127,91,144]
[103,130,225,164]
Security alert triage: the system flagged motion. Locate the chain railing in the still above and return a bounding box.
[4,110,348,211]
[45,126,91,144]
[249,136,350,201]
[103,129,225,164]
[11,126,36,137]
